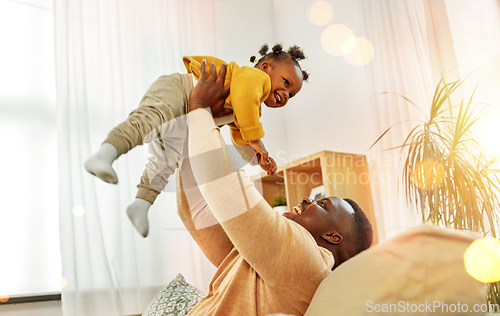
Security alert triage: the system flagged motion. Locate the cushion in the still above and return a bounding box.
[142,274,204,316]
[305,225,487,316]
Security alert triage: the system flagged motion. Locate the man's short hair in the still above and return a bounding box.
[343,198,373,256]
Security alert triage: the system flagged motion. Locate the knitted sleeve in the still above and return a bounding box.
[185,109,334,286]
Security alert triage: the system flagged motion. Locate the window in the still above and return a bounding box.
[0,0,61,297]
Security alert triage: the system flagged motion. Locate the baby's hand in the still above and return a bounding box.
[249,140,277,175]
[249,140,269,163]
[259,157,277,176]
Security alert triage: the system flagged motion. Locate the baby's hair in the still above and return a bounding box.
[250,43,309,81]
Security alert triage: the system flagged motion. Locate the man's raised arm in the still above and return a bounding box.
[185,61,333,286]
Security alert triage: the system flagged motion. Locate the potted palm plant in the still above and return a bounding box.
[373,75,500,305]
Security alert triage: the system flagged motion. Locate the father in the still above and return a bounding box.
[177,60,373,315]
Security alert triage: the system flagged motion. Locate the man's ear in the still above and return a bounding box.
[260,61,270,73]
[322,232,343,245]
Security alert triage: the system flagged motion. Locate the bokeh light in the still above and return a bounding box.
[482,125,500,156]
[61,276,68,289]
[308,1,334,26]
[321,24,355,56]
[411,159,445,190]
[464,237,500,283]
[343,37,374,66]
[72,205,85,216]
[0,295,9,303]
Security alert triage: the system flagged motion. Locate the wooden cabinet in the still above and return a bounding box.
[251,151,378,244]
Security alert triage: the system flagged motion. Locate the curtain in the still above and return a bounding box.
[0,0,60,297]
[360,0,441,240]
[443,0,500,156]
[54,1,217,315]
[360,0,500,240]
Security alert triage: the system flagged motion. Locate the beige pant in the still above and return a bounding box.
[104,73,193,204]
[104,73,256,204]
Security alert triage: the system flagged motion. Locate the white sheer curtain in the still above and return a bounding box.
[443,0,500,154]
[361,0,500,240]
[0,0,60,297]
[361,0,443,240]
[54,1,217,315]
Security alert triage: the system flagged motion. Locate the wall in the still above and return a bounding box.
[272,0,376,161]
[210,0,384,230]
[212,0,288,176]
[212,0,377,172]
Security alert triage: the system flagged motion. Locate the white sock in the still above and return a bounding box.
[84,143,119,184]
[126,198,152,238]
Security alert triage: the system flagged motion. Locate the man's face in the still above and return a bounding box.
[283,197,355,245]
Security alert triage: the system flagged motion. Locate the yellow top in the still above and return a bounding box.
[183,56,271,145]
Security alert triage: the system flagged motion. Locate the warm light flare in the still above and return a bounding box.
[321,24,355,56]
[464,238,500,283]
[343,37,374,66]
[308,1,334,26]
[0,295,9,303]
[72,205,85,216]
[411,159,445,190]
[61,276,68,289]
[482,127,500,156]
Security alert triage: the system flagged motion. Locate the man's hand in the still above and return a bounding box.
[189,60,232,118]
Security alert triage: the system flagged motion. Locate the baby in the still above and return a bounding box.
[84,43,309,237]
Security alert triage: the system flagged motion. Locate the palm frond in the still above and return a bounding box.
[376,74,500,239]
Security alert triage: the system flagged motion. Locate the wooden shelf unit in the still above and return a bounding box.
[251,151,378,244]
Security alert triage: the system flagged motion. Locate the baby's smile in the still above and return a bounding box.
[274,91,283,105]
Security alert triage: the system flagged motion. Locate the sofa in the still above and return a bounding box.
[143,224,489,316]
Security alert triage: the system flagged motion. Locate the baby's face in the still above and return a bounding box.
[261,61,303,108]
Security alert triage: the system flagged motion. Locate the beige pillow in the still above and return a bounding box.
[305,224,487,316]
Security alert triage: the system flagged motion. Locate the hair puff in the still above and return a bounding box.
[287,45,306,61]
[258,44,269,56]
[251,42,310,81]
[271,43,283,54]
[301,70,309,81]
